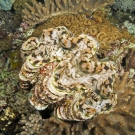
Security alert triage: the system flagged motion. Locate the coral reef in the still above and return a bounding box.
[123,20,135,35]
[0,106,20,134]
[0,97,7,112]
[0,35,12,52]
[126,50,135,71]
[1,1,135,134]
[31,10,135,53]
[0,50,35,134]
[11,91,36,115]
[0,49,20,71]
[0,10,15,33]
[113,0,135,12]
[0,0,12,10]
[0,29,7,39]
[17,113,95,135]
[22,0,114,26]
[7,50,21,70]
[12,22,35,49]
[16,112,44,135]
[0,53,7,71]
[16,72,135,135]
[13,0,31,14]
[0,49,33,112]
[0,10,17,52]
[13,0,32,27]
[0,69,19,100]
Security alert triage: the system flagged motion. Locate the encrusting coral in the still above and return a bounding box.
[22,0,115,26]
[19,26,118,121]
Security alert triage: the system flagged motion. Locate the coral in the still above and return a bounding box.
[19,26,117,121]
[17,115,95,135]
[13,93,36,115]
[0,50,21,104]
[13,0,32,27]
[0,53,6,69]
[7,50,21,70]
[0,10,17,51]
[13,0,31,14]
[17,72,135,135]
[0,0,12,10]
[1,2,135,134]
[0,55,31,116]
[0,50,36,134]
[0,106,19,134]
[16,112,44,135]
[0,29,7,39]
[12,22,35,49]
[31,11,135,53]
[126,50,135,72]
[113,0,135,12]
[0,50,21,70]
[0,70,19,98]
[22,0,114,26]
[0,51,35,114]
[31,13,92,37]
[0,35,12,52]
[123,20,135,35]
[0,10,15,34]
[0,97,7,112]
[92,72,135,134]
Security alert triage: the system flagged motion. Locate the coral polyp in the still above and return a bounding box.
[19,26,117,121]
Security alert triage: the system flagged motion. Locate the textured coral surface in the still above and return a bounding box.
[1,0,135,134]
[0,0,12,10]
[113,0,135,12]
[22,0,114,26]
[31,11,135,53]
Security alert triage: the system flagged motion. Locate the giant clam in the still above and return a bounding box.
[19,26,117,121]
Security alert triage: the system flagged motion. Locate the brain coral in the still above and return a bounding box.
[31,11,135,55]
[19,26,117,121]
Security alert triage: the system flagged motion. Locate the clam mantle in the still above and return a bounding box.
[19,26,117,121]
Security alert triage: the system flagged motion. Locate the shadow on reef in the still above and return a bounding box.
[39,107,53,119]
